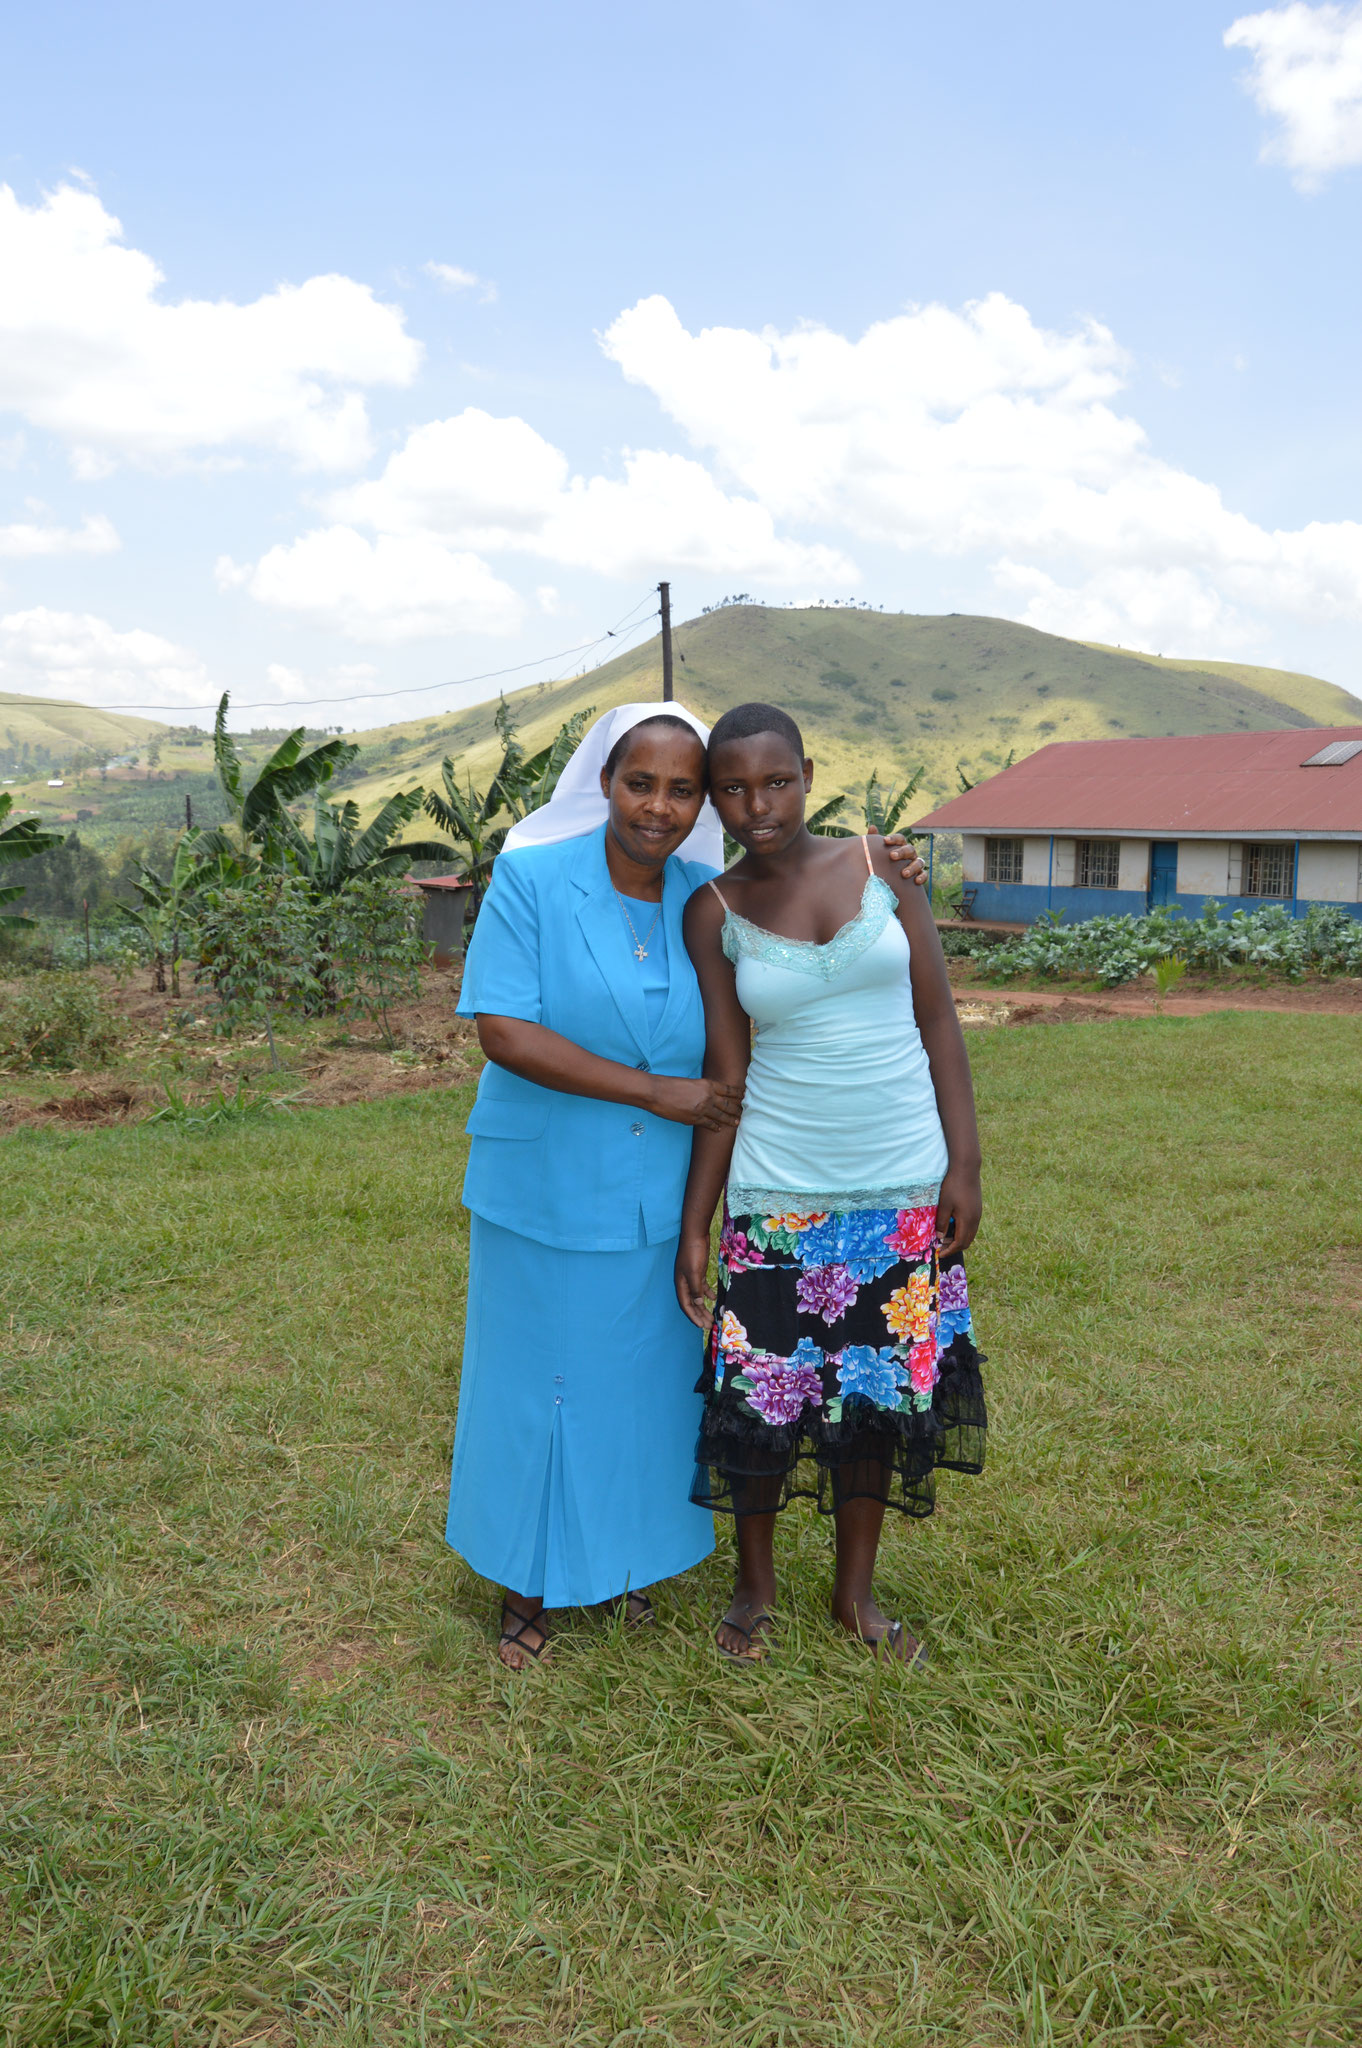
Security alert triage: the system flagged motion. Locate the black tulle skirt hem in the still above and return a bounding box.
[691,1333,987,1518]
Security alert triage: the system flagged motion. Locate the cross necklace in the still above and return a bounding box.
[614,888,663,961]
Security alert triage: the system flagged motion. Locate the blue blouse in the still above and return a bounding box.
[457,826,716,1252]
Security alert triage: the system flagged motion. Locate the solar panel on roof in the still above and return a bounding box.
[1301,740,1362,766]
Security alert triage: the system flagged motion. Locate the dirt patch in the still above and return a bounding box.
[0,1085,147,1130]
[1006,999,1120,1027]
[299,1050,477,1108]
[953,979,1362,1023]
[41,1086,143,1121]
[1327,1250,1362,1313]
[296,1637,379,1685]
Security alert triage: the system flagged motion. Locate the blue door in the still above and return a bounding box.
[1148,840,1178,909]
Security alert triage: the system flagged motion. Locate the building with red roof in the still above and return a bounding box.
[911,728,1362,924]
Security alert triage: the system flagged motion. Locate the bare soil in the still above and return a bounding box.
[950,972,1362,1024]
[1,963,480,1130]
[4,957,1358,1134]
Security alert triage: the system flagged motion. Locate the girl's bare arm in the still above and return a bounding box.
[869,836,983,1256]
[675,888,752,1328]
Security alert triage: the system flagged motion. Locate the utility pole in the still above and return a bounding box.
[184,793,193,832]
[658,580,674,702]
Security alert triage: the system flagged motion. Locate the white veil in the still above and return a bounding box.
[500,701,723,868]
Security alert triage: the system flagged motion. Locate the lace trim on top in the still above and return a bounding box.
[728,1181,942,1218]
[719,874,898,979]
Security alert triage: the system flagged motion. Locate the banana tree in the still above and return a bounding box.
[807,794,852,838]
[213,692,359,863]
[293,788,451,894]
[422,766,507,911]
[0,794,66,928]
[493,701,596,820]
[118,829,244,994]
[863,766,926,835]
[421,703,596,911]
[274,788,451,1009]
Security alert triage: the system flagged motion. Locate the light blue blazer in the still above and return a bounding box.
[456,825,717,1252]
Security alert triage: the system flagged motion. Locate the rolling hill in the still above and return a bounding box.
[0,694,169,764]
[334,606,1362,822]
[8,609,1360,854]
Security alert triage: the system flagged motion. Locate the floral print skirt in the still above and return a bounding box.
[691,1199,987,1519]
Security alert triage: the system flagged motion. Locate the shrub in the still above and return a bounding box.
[186,876,321,1069]
[322,875,428,1046]
[0,973,122,1070]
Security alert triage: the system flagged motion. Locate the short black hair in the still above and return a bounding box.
[707,700,805,765]
[603,713,707,779]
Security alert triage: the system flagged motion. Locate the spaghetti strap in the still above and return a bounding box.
[707,877,731,912]
[862,833,874,875]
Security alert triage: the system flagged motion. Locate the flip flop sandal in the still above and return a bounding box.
[715,1606,776,1667]
[875,1620,929,1669]
[607,1590,656,1628]
[498,1598,550,1667]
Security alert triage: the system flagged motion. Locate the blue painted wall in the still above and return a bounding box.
[969,882,1362,925]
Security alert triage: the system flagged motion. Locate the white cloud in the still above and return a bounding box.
[1225,4,1362,188]
[217,528,526,643]
[598,292,1362,653]
[225,402,851,642]
[995,563,1255,653]
[0,513,119,558]
[327,408,853,582]
[0,182,422,473]
[0,606,212,707]
[424,261,497,302]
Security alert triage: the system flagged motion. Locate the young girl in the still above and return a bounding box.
[675,702,987,1666]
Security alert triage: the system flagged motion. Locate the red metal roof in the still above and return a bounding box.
[912,728,1362,838]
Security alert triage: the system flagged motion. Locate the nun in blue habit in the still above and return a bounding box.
[445,703,731,1668]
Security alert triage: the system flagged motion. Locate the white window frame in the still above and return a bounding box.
[1239,842,1292,899]
[1076,838,1121,890]
[984,836,1024,885]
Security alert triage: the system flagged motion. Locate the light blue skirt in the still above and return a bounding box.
[445,1215,715,1607]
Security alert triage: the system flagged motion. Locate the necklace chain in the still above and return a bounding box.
[614,888,663,961]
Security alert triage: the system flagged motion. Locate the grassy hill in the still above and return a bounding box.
[0,694,169,764]
[333,607,1362,823]
[10,609,1360,856]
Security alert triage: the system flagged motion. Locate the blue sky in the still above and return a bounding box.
[2,0,1362,726]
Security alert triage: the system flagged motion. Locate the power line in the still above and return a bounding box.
[0,590,662,720]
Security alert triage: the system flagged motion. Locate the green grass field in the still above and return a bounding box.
[3,1013,1362,2045]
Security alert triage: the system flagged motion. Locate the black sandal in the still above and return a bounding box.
[498,1598,550,1667]
[873,1620,929,1669]
[607,1590,655,1628]
[715,1604,776,1667]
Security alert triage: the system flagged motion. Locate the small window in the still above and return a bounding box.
[985,836,1023,885]
[1077,838,1120,889]
[1240,843,1292,898]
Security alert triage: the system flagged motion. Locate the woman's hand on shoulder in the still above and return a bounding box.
[675,1227,715,1331]
[868,832,932,919]
[881,833,927,888]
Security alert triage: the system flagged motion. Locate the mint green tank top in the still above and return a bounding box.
[713,845,948,1215]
